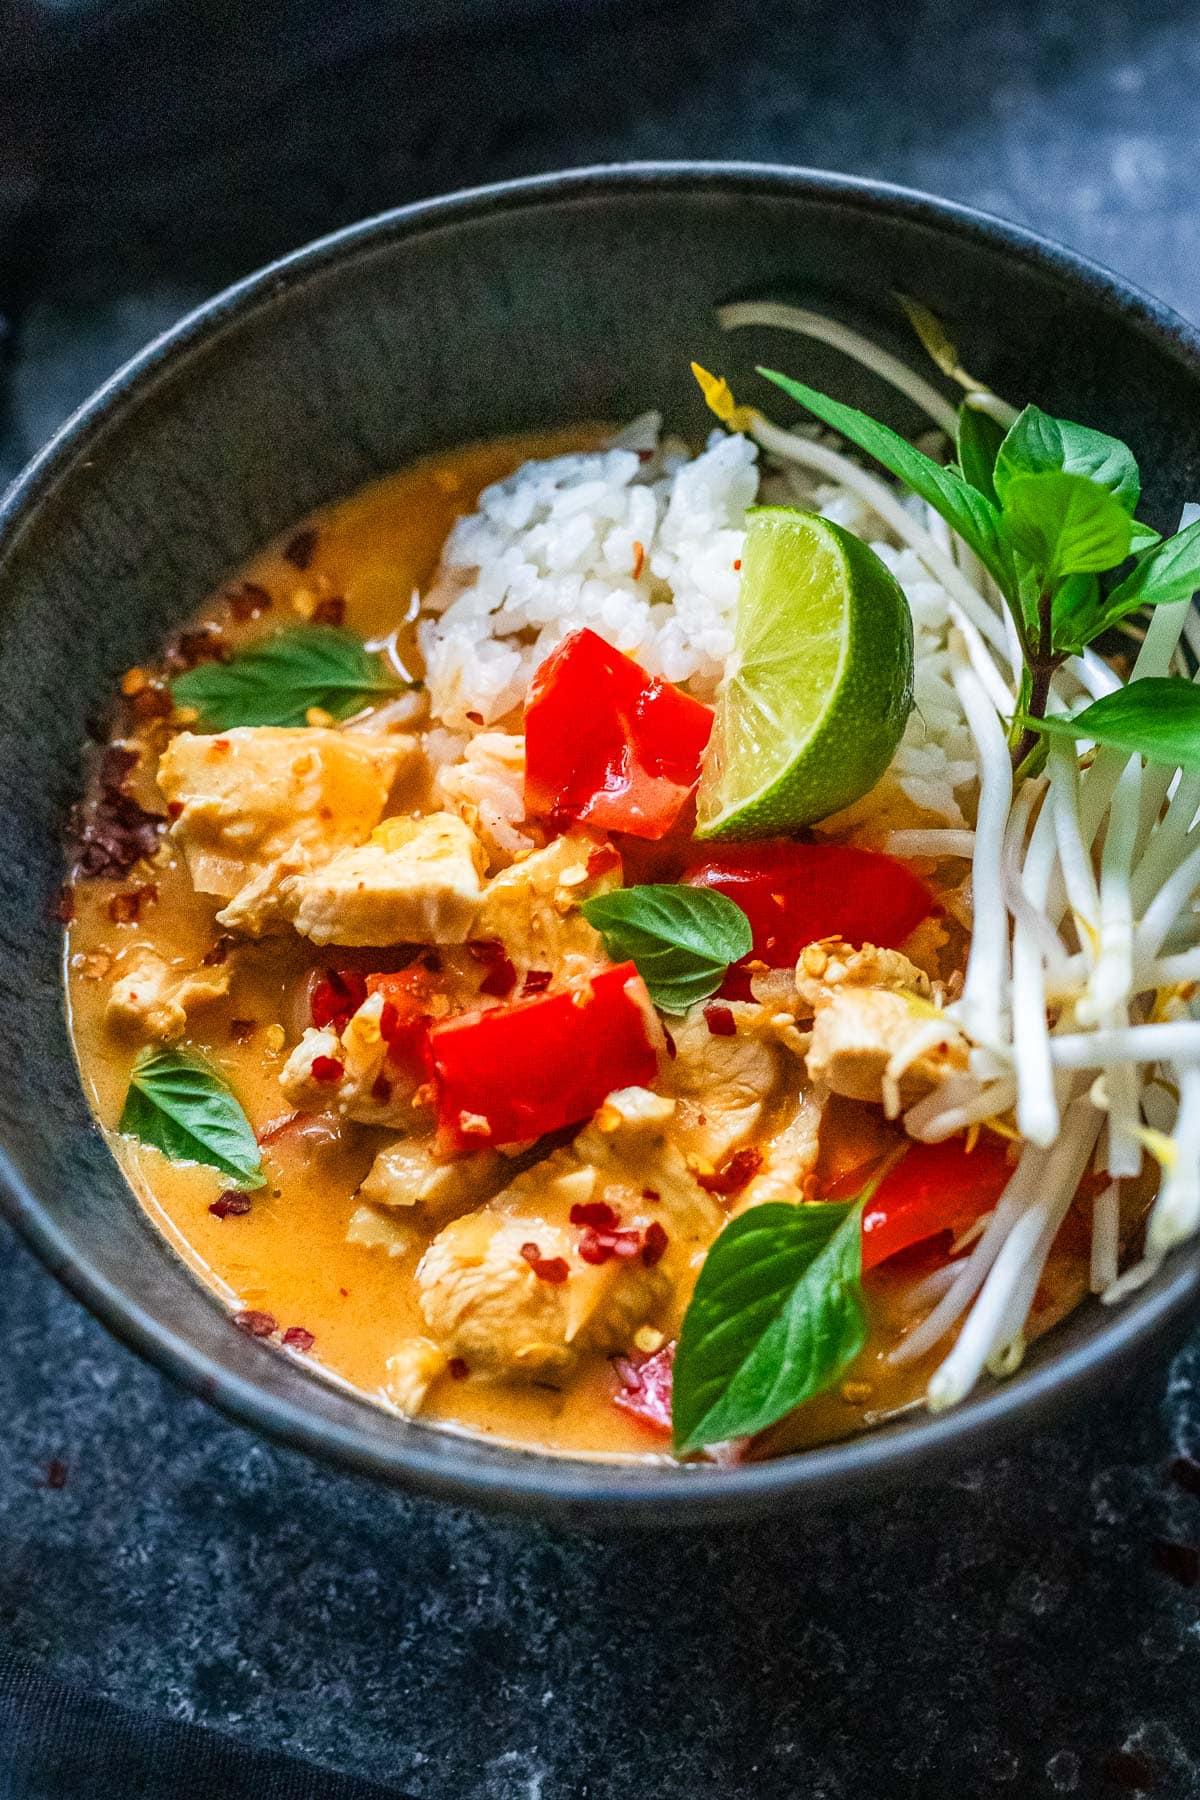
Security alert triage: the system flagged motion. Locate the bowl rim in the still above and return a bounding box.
[4,158,1200,1520]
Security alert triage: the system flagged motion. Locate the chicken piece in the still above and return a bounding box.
[657,1002,782,1167]
[158,727,411,900]
[346,1204,415,1258]
[384,1337,449,1417]
[806,986,968,1116]
[434,731,536,865]
[278,993,431,1129]
[794,937,933,1011]
[358,1137,507,1225]
[282,812,487,947]
[736,1091,826,1211]
[417,1099,721,1382]
[105,946,231,1043]
[472,830,619,979]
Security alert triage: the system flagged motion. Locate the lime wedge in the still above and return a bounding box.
[695,507,914,838]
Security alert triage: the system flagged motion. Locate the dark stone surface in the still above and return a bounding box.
[5,1,1200,1793]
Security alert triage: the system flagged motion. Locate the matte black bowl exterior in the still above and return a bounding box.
[3,164,1200,1525]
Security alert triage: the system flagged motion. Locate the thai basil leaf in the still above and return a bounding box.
[1023,677,1200,770]
[171,626,402,729]
[120,1048,265,1188]
[1000,471,1133,585]
[1103,518,1200,623]
[672,1199,866,1454]
[756,367,1016,598]
[581,884,752,1013]
[956,402,1005,505]
[993,404,1141,513]
[1049,572,1105,653]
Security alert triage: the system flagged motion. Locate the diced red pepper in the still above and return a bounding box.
[684,842,933,974]
[860,1135,1013,1272]
[309,967,368,1034]
[524,628,713,840]
[612,1343,675,1434]
[427,961,658,1150]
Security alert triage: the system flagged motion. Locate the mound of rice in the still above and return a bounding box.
[418,422,980,844]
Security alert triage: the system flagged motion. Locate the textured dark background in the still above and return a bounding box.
[5,1,1200,1794]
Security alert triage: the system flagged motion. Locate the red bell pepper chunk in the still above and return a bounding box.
[366,967,438,1078]
[427,961,659,1150]
[524,628,713,840]
[860,1135,1013,1272]
[612,1343,674,1434]
[685,841,933,970]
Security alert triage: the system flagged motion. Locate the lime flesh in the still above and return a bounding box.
[695,507,914,839]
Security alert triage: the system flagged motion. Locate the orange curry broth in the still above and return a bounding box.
[63,429,1098,1463]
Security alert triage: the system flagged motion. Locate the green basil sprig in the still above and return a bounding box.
[671,1198,867,1455]
[119,1048,265,1188]
[171,626,403,730]
[755,364,1200,769]
[581,883,752,1013]
[1023,676,1200,770]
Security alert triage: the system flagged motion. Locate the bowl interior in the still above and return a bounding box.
[3,167,1200,1521]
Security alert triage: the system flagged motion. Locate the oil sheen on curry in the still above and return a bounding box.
[64,384,1154,1464]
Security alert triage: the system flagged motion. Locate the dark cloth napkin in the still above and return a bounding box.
[0,1650,411,1800]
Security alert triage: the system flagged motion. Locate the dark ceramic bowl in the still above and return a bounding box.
[3,164,1199,1525]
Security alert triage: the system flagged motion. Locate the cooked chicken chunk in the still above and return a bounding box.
[105,946,231,1043]
[346,1204,415,1258]
[806,986,968,1116]
[472,830,619,979]
[434,731,535,864]
[417,1090,723,1382]
[282,812,487,947]
[158,727,411,900]
[279,993,430,1129]
[658,1003,782,1166]
[737,1093,825,1210]
[359,1138,506,1224]
[794,937,934,1010]
[384,1336,449,1416]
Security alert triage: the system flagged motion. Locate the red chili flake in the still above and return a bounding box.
[311,1055,344,1084]
[371,1073,393,1103]
[569,1200,620,1231]
[1170,1453,1200,1498]
[338,1287,349,1298]
[232,1309,277,1338]
[465,710,485,726]
[733,558,742,571]
[229,1018,257,1043]
[45,1459,69,1490]
[1101,1749,1161,1791]
[55,885,76,923]
[310,968,368,1033]
[577,1229,612,1266]
[467,938,518,998]
[637,448,654,463]
[283,527,319,570]
[641,1220,669,1267]
[520,1242,570,1283]
[129,684,174,720]
[226,580,273,621]
[202,935,234,967]
[311,595,346,628]
[703,1003,736,1037]
[448,1357,470,1380]
[522,969,552,996]
[209,1190,252,1219]
[631,539,645,580]
[609,1231,642,1259]
[1152,1537,1200,1587]
[282,1326,315,1352]
[166,624,229,672]
[585,843,622,879]
[166,800,184,821]
[107,883,155,925]
[577,1226,642,1264]
[697,1146,764,1197]
[642,1188,660,1202]
[73,753,167,879]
